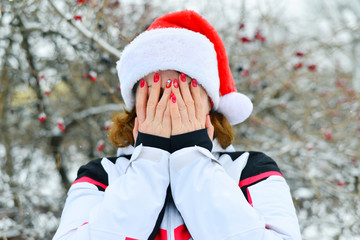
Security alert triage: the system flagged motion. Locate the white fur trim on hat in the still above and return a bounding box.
[217,92,253,125]
[116,28,220,111]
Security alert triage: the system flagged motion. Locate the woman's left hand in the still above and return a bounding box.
[170,73,214,140]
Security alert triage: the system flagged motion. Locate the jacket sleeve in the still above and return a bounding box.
[169,129,302,240]
[53,132,170,240]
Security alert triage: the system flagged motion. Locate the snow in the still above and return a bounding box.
[293,187,315,200]
[1,0,359,239]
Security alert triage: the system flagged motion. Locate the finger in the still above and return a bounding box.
[205,114,214,141]
[153,80,172,123]
[178,73,196,120]
[189,78,205,124]
[163,100,171,136]
[146,72,161,121]
[135,79,147,124]
[170,92,182,135]
[133,116,139,142]
[171,78,189,124]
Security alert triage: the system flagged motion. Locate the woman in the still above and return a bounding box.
[53,10,301,240]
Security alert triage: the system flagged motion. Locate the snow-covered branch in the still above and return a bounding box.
[48,0,122,58]
[64,103,123,125]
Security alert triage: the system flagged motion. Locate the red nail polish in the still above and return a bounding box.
[170,92,174,99]
[172,95,176,103]
[140,79,145,88]
[173,78,179,88]
[192,79,198,87]
[154,73,160,83]
[180,73,186,82]
[166,79,172,88]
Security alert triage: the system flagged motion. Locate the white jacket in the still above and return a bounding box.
[53,129,301,240]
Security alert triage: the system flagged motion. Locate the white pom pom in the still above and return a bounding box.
[217,92,253,125]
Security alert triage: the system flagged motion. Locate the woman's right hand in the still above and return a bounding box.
[133,73,172,141]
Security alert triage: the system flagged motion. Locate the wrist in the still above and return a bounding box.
[135,132,171,152]
[170,128,212,153]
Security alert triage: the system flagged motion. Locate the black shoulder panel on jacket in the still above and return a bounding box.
[240,151,281,182]
[220,151,281,181]
[220,151,282,203]
[75,157,114,191]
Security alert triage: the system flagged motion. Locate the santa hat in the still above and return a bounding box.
[116,10,253,125]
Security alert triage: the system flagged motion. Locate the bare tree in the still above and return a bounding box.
[0,0,359,239]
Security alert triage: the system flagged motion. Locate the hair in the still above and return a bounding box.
[108,109,234,150]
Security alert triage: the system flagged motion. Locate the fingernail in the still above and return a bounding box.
[140,79,145,88]
[192,79,198,87]
[172,95,176,103]
[154,73,160,83]
[166,79,172,88]
[180,73,186,82]
[173,78,179,88]
[170,92,174,99]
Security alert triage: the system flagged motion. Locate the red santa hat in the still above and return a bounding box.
[116,10,253,125]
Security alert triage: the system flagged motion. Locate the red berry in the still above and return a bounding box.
[325,132,332,140]
[337,182,345,187]
[39,117,47,122]
[97,140,105,152]
[77,0,90,3]
[239,23,245,29]
[38,112,47,122]
[37,75,45,82]
[295,52,304,57]
[254,30,266,42]
[89,71,97,82]
[321,128,332,140]
[293,63,303,70]
[308,64,317,71]
[103,121,111,131]
[240,37,252,43]
[97,145,104,152]
[74,15,82,21]
[241,69,249,77]
[57,122,66,132]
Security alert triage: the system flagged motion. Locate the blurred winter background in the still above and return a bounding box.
[0,0,359,239]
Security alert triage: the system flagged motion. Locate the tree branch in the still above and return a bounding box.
[48,0,122,59]
[64,103,123,126]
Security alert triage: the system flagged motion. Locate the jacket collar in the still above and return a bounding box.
[116,138,235,157]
